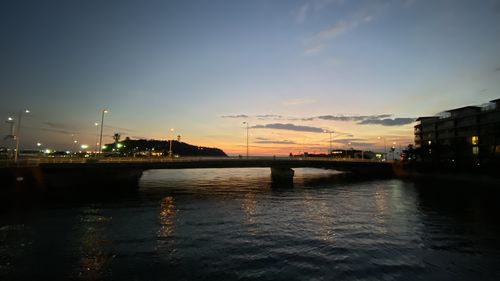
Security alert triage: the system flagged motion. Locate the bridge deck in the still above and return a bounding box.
[1,157,394,171]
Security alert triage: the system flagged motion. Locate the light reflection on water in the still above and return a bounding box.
[1,168,500,280]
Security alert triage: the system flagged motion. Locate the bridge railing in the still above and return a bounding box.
[0,156,392,167]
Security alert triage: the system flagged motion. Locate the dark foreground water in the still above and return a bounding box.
[1,168,500,281]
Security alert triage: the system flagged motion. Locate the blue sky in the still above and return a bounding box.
[1,0,499,155]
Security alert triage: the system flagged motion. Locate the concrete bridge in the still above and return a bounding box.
[0,157,396,191]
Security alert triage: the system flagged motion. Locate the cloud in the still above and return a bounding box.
[254,139,297,145]
[256,114,283,119]
[317,21,351,39]
[43,122,81,131]
[303,44,326,55]
[36,127,75,136]
[317,114,392,122]
[294,3,309,23]
[305,1,391,54]
[282,98,316,106]
[105,124,135,133]
[252,123,324,133]
[221,114,249,118]
[299,114,413,126]
[358,118,415,126]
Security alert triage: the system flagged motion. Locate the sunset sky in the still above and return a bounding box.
[1,0,499,155]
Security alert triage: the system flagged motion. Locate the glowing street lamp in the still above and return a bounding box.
[243,122,249,159]
[14,109,30,162]
[94,122,99,153]
[345,142,351,159]
[72,139,78,154]
[98,109,108,154]
[377,136,387,160]
[169,128,174,158]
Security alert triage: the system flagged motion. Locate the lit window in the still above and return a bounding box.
[472,146,479,155]
[472,136,479,145]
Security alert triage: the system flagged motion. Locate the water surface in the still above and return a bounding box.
[1,168,500,280]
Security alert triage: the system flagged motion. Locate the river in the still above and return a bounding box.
[1,168,500,280]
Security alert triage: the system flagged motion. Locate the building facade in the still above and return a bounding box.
[414,99,500,163]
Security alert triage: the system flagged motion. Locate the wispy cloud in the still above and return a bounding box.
[294,0,345,24]
[305,1,392,54]
[256,114,283,120]
[35,127,75,136]
[317,114,392,122]
[254,137,297,145]
[221,113,414,127]
[358,117,415,126]
[105,124,135,133]
[43,122,81,131]
[303,44,326,55]
[299,114,414,126]
[282,98,316,106]
[252,123,324,133]
[221,114,249,119]
[294,3,309,23]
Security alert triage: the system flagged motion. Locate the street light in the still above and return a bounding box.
[345,142,351,159]
[98,109,108,154]
[14,109,30,162]
[72,139,78,154]
[323,129,334,157]
[94,122,99,153]
[243,122,249,159]
[392,141,397,161]
[169,128,174,158]
[377,136,387,160]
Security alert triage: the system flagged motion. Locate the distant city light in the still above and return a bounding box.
[81,144,89,149]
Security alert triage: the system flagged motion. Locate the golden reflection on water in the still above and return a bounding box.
[302,192,336,243]
[374,186,388,235]
[158,196,176,238]
[74,207,112,281]
[241,192,260,236]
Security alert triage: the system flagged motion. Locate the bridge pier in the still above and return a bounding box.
[270,167,294,187]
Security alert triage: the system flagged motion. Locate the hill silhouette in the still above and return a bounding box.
[103,139,227,157]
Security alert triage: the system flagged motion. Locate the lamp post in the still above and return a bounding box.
[72,139,78,155]
[323,130,334,157]
[94,122,99,154]
[378,136,387,160]
[98,109,108,154]
[392,141,397,161]
[14,109,30,162]
[345,142,351,159]
[5,117,15,159]
[243,122,249,159]
[169,128,174,158]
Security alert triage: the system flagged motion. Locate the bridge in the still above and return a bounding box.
[0,157,397,191]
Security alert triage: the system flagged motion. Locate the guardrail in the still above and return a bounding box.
[0,156,391,167]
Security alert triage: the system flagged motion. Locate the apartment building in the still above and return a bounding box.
[414,99,500,161]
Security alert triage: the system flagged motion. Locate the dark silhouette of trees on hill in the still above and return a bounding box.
[102,139,227,157]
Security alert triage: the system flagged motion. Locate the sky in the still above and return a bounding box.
[1,0,499,155]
